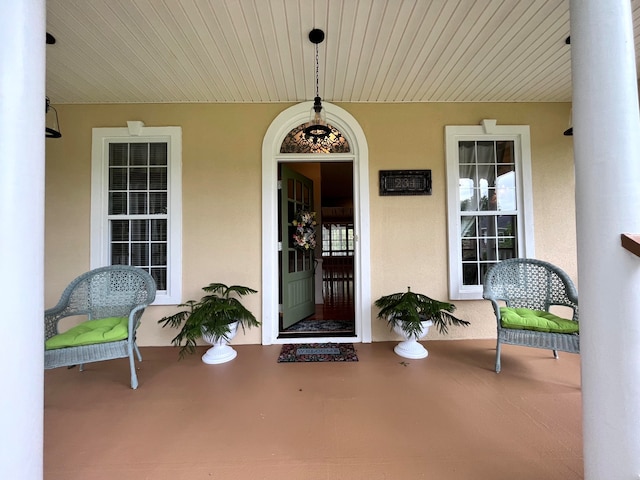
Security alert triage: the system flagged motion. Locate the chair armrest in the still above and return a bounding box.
[44,302,87,339]
[127,303,150,339]
[44,305,69,340]
[485,298,505,327]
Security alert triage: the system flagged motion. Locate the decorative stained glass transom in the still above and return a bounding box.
[280,123,350,154]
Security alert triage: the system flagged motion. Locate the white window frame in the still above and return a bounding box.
[445,120,535,300]
[91,123,182,305]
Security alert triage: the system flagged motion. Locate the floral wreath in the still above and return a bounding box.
[292,210,317,250]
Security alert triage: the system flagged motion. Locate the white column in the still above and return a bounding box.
[0,1,46,479]
[570,1,640,478]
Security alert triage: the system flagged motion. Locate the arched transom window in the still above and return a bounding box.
[280,123,350,154]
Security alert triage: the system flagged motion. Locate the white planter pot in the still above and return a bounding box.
[392,320,433,359]
[200,321,239,364]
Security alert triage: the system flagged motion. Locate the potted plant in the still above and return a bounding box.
[374,287,470,359]
[158,283,259,364]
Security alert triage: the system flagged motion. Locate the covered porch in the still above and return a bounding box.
[2,1,639,479]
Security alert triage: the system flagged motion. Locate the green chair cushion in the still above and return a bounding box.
[45,316,129,350]
[499,307,579,334]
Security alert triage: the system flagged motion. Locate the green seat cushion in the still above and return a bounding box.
[45,316,129,350]
[499,307,579,334]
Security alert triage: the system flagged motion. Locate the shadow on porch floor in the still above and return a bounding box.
[44,340,582,480]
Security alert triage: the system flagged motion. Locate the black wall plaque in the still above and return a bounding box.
[379,170,432,196]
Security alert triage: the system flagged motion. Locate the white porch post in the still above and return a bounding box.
[570,1,640,478]
[0,1,46,479]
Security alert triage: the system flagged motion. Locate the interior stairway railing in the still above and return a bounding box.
[322,256,354,304]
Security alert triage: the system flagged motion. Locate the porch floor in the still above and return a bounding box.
[44,340,583,480]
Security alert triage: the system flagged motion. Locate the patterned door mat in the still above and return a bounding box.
[281,319,355,334]
[277,343,358,362]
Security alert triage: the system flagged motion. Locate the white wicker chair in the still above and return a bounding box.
[482,258,579,373]
[45,266,156,389]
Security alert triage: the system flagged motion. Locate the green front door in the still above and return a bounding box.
[280,165,316,329]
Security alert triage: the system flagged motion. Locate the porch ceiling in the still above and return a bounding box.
[45,0,640,105]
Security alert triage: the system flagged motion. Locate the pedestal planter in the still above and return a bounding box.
[392,320,433,359]
[375,287,469,360]
[201,322,239,364]
[158,283,259,360]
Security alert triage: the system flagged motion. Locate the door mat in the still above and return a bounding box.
[282,319,355,334]
[277,343,358,363]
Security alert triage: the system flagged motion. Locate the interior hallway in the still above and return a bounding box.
[44,340,582,480]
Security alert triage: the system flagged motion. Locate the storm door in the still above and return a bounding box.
[280,165,316,329]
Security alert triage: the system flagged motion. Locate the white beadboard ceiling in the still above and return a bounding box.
[45,0,640,104]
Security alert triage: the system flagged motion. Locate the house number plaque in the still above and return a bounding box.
[379,170,432,196]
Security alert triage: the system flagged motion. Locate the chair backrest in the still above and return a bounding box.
[57,266,156,320]
[483,258,578,316]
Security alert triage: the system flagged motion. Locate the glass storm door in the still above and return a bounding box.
[280,165,315,329]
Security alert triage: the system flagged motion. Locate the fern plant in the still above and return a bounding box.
[158,283,259,358]
[375,287,469,338]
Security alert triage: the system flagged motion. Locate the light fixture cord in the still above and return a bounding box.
[315,42,320,98]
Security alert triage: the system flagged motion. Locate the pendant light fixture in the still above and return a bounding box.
[304,29,330,144]
[45,96,62,138]
[45,33,62,138]
[563,36,572,136]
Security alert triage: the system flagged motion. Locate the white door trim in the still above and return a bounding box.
[261,101,371,345]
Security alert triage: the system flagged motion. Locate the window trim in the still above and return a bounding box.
[91,124,182,305]
[445,120,535,300]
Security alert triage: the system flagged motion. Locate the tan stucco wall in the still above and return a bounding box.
[44,102,575,346]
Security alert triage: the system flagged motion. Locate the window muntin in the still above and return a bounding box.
[107,142,168,290]
[446,123,534,300]
[458,140,518,286]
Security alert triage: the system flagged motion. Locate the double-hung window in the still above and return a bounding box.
[445,120,534,300]
[91,124,182,305]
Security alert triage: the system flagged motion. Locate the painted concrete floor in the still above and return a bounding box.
[44,340,582,480]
